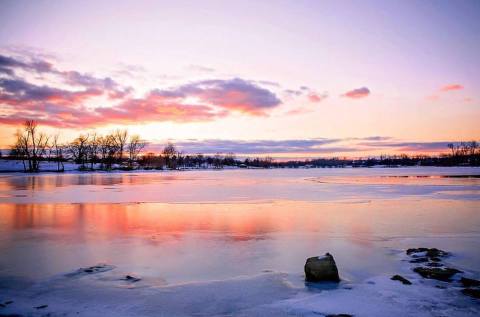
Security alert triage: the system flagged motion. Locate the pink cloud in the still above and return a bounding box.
[440,84,463,92]
[285,107,312,115]
[308,93,328,103]
[94,94,226,126]
[154,78,282,116]
[0,53,282,128]
[426,94,440,101]
[342,87,370,99]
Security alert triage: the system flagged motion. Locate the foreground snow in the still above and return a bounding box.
[1,251,479,317]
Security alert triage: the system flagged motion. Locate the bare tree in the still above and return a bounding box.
[13,121,49,172]
[162,142,177,169]
[127,135,147,168]
[87,133,100,170]
[12,129,28,172]
[68,134,89,169]
[98,134,119,170]
[213,153,223,169]
[114,129,128,163]
[447,143,456,157]
[28,120,49,172]
[468,141,478,156]
[52,134,64,172]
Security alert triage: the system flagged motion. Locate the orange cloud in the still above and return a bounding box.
[94,94,226,126]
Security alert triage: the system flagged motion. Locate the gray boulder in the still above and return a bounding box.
[304,253,340,282]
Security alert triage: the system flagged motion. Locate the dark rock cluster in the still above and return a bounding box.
[404,247,480,299]
[413,267,462,282]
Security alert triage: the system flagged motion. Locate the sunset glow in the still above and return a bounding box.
[1,0,479,157]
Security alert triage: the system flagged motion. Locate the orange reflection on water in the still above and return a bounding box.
[1,199,479,244]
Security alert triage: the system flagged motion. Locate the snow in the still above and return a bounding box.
[0,159,81,172]
[1,260,479,316]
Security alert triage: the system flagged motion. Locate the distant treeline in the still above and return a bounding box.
[1,121,479,172]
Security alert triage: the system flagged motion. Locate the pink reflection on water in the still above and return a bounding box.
[1,199,479,240]
[0,199,479,284]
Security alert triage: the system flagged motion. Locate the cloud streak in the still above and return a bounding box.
[145,137,456,156]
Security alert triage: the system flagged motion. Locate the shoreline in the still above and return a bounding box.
[1,163,480,176]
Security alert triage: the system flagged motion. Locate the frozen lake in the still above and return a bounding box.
[0,167,479,316]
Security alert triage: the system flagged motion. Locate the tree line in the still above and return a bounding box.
[8,120,147,172]
[4,120,241,172]
[1,121,479,172]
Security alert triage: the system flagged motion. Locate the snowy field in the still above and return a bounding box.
[0,167,479,316]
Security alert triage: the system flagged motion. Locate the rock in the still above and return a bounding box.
[426,248,448,258]
[34,305,48,309]
[413,267,462,281]
[406,247,430,255]
[462,288,480,299]
[81,264,112,274]
[124,275,141,282]
[409,257,428,263]
[304,253,340,282]
[0,301,13,308]
[326,315,353,317]
[406,248,448,259]
[461,277,480,288]
[391,275,412,285]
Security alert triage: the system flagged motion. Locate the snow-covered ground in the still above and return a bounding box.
[0,159,233,173]
[0,168,479,316]
[0,159,80,172]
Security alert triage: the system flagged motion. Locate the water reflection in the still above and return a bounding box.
[1,199,479,285]
[2,200,479,243]
[0,173,191,191]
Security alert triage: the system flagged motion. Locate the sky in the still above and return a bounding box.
[0,0,479,158]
